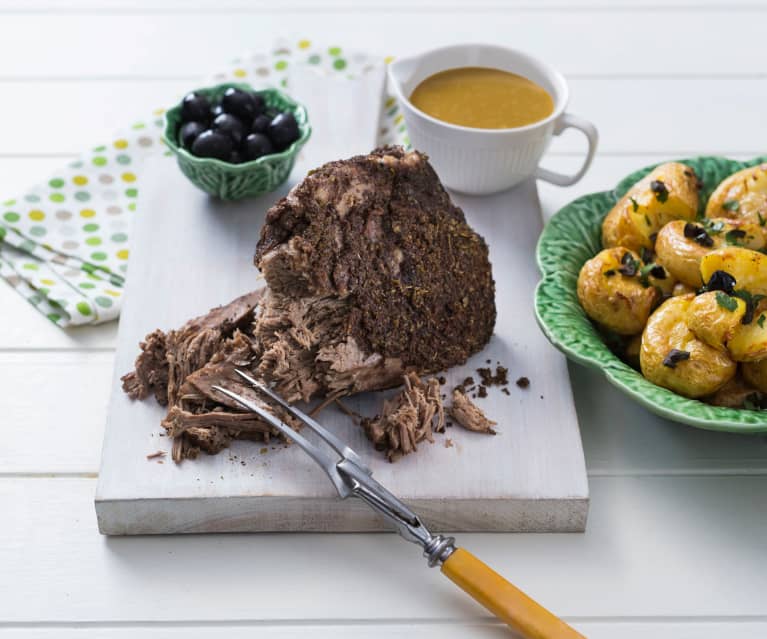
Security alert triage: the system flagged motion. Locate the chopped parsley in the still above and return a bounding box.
[758,314,766,329]
[704,219,725,235]
[722,199,740,212]
[629,196,639,212]
[639,263,666,287]
[650,180,669,203]
[715,291,738,312]
[759,212,766,227]
[663,349,690,368]
[644,214,652,227]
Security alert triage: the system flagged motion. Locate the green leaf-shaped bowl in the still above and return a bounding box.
[535,155,767,432]
[163,83,311,201]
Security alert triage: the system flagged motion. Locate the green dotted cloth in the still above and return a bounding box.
[0,39,408,327]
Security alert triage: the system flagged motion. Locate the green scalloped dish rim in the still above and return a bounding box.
[162,83,311,179]
[535,155,767,432]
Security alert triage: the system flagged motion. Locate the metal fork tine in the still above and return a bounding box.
[211,385,352,498]
[233,369,372,475]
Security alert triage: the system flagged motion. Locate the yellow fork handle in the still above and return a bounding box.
[441,548,586,639]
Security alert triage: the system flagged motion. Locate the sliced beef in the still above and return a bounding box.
[255,146,496,401]
[449,388,497,435]
[361,373,445,462]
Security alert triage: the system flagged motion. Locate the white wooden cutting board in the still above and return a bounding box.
[95,66,588,534]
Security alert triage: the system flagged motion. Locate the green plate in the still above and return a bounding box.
[535,155,767,432]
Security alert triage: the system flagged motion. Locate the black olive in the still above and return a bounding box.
[229,150,244,164]
[190,130,233,160]
[178,121,206,150]
[211,104,225,119]
[683,222,714,247]
[706,270,737,295]
[252,114,271,134]
[221,87,258,124]
[663,348,690,368]
[243,133,274,160]
[212,113,246,146]
[180,92,210,123]
[268,112,300,150]
[251,92,266,114]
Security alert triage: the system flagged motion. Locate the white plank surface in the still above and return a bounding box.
[0,78,763,155]
[4,476,767,622]
[1,0,767,635]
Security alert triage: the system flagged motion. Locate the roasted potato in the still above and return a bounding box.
[640,295,736,398]
[743,359,767,393]
[700,247,767,296]
[708,373,761,408]
[672,282,696,297]
[705,163,767,226]
[655,219,766,288]
[602,199,649,253]
[602,162,700,252]
[727,300,767,362]
[577,247,659,335]
[687,291,747,351]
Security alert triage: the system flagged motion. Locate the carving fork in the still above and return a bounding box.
[213,370,586,639]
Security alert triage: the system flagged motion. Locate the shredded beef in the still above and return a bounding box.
[449,389,497,435]
[360,373,445,462]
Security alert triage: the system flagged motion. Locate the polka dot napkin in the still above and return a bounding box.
[0,39,408,327]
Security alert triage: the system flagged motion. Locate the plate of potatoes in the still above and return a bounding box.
[535,156,767,431]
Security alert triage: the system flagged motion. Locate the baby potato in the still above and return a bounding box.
[577,247,658,335]
[727,301,767,362]
[602,162,700,252]
[705,164,767,226]
[627,162,699,234]
[700,247,767,296]
[673,282,696,297]
[655,220,713,287]
[640,295,736,398]
[708,373,761,408]
[743,359,767,393]
[602,199,651,252]
[687,291,746,351]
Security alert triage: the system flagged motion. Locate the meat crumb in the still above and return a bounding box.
[146,450,166,460]
[449,389,497,435]
[260,447,268,454]
[477,365,509,387]
[444,438,454,448]
[477,385,487,398]
[516,376,530,389]
[438,375,446,385]
[501,388,511,396]
[462,376,475,388]
[361,373,445,462]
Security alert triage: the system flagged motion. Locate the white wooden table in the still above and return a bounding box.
[2,2,767,637]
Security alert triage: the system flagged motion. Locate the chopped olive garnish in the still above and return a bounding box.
[650,265,666,279]
[650,179,669,203]
[725,228,747,246]
[618,251,639,277]
[604,269,616,277]
[705,270,736,295]
[683,222,714,247]
[663,348,690,368]
[641,247,654,263]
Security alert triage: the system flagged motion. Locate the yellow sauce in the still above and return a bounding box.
[410,67,554,129]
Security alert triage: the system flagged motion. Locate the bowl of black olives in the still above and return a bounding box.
[163,83,311,200]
